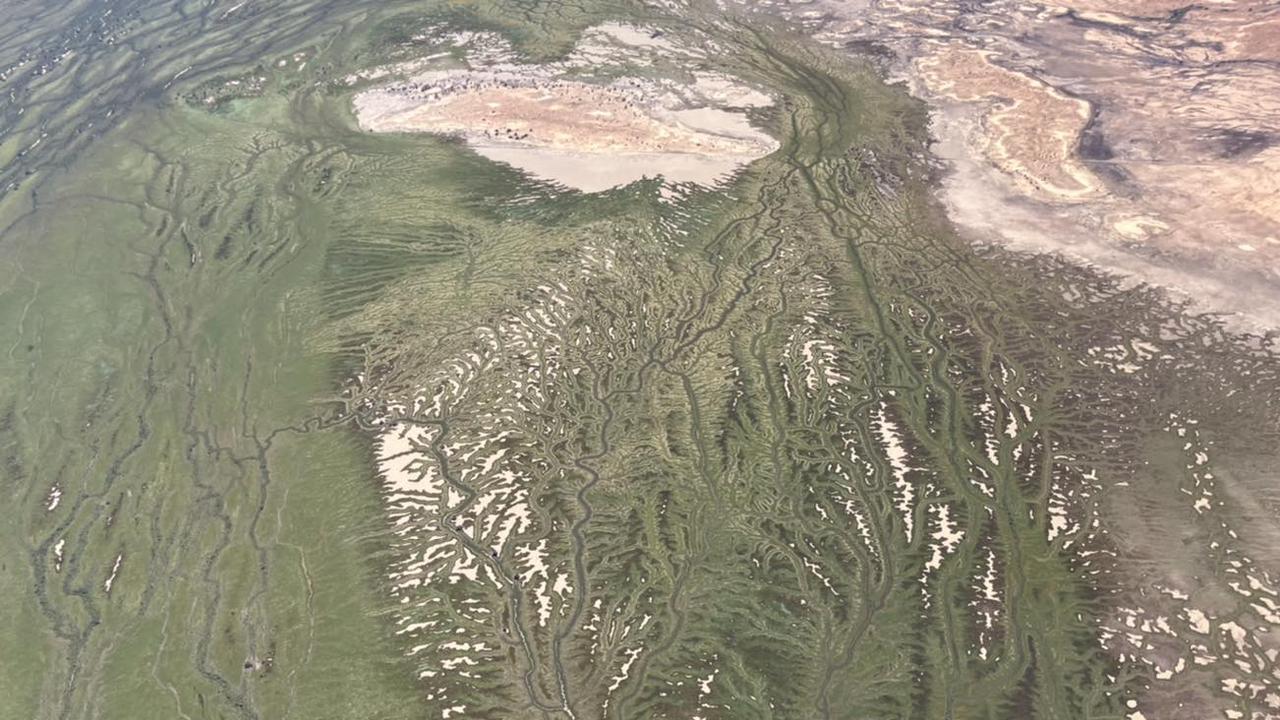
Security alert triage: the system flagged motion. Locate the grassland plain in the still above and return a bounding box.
[0,2,616,718]
[2,2,1279,720]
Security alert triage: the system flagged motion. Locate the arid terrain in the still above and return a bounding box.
[750,0,1280,328]
[352,23,778,191]
[4,1,1280,719]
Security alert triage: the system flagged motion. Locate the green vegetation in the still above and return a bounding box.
[2,1,1277,719]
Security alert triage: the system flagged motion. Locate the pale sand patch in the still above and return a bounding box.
[472,146,761,193]
[359,81,771,156]
[929,103,1280,329]
[356,77,777,191]
[1112,215,1170,240]
[915,44,1101,202]
[664,106,768,142]
[351,23,778,192]
[592,22,681,51]
[786,0,1280,326]
[690,71,774,108]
